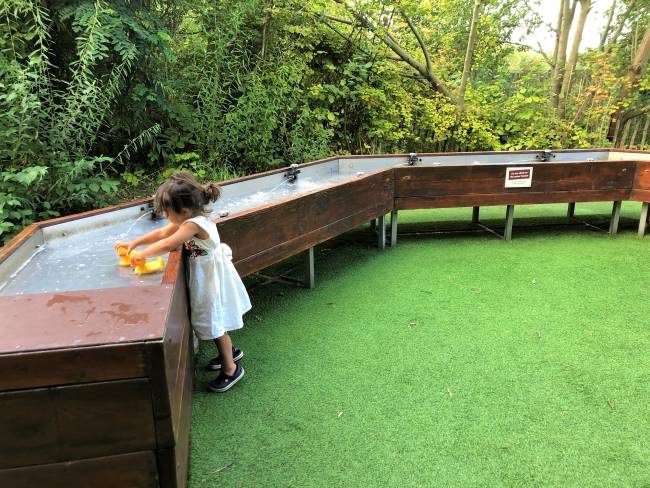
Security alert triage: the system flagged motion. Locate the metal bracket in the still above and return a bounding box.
[407,153,422,166]
[284,164,301,183]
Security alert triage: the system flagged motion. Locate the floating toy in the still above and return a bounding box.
[116,246,134,267]
[132,256,165,275]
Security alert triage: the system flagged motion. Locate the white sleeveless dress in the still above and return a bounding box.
[184,216,251,340]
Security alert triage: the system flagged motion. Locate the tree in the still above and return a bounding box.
[459,0,483,109]
[558,0,592,118]
[607,21,650,143]
[550,0,577,109]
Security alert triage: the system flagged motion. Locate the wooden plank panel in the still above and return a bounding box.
[151,277,191,450]
[630,189,650,202]
[394,162,635,198]
[395,189,632,210]
[163,262,190,427]
[0,379,156,468]
[145,341,172,445]
[633,162,650,190]
[0,343,146,391]
[158,326,194,488]
[0,451,158,488]
[171,317,192,443]
[218,171,392,262]
[234,202,391,277]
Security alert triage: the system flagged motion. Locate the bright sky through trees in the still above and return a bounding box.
[516,0,611,52]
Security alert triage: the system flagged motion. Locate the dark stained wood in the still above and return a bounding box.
[394,162,635,199]
[0,379,156,468]
[149,260,192,449]
[0,451,158,488]
[218,171,392,261]
[145,341,173,444]
[219,171,393,276]
[234,202,391,277]
[0,342,146,391]
[157,326,194,488]
[631,190,650,201]
[396,190,632,210]
[632,162,650,190]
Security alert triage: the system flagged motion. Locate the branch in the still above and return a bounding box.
[326,1,458,106]
[319,13,354,26]
[400,9,432,76]
[622,104,650,124]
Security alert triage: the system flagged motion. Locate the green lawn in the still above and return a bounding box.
[190,202,649,487]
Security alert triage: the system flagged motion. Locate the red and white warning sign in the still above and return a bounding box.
[505,166,533,188]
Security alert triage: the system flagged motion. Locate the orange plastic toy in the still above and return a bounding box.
[116,246,134,267]
[132,256,165,275]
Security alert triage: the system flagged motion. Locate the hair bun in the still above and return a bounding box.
[204,182,221,203]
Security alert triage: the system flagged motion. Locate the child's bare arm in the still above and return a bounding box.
[133,221,200,260]
[115,222,178,252]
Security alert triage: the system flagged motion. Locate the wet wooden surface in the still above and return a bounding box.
[0,285,170,354]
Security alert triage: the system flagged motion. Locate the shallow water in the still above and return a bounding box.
[0,175,355,296]
[209,175,351,217]
[0,215,167,296]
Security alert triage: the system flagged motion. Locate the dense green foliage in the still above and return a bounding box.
[1,0,649,242]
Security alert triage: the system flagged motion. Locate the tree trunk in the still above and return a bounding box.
[551,0,576,108]
[607,23,650,141]
[599,0,616,49]
[605,1,636,52]
[640,115,650,149]
[558,0,592,118]
[459,0,482,110]
[620,120,631,148]
[629,118,640,148]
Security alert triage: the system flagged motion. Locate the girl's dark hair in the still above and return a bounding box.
[153,172,221,215]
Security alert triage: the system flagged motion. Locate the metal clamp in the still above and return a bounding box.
[285,164,301,182]
[407,153,422,166]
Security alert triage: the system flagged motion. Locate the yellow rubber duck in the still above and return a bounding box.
[133,256,165,275]
[116,246,134,267]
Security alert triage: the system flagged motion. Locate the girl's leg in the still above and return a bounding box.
[213,334,236,375]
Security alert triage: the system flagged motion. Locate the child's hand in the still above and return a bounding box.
[115,241,134,254]
[130,251,145,267]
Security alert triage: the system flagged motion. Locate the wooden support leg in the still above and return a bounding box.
[378,214,386,250]
[304,247,315,289]
[390,210,398,247]
[639,202,649,238]
[567,202,575,218]
[472,206,480,223]
[609,201,622,235]
[369,219,376,231]
[504,205,515,241]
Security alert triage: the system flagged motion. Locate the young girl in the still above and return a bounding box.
[115,172,251,392]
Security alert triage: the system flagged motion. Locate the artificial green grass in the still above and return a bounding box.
[190,202,649,487]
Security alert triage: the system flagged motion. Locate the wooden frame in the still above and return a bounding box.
[1,150,650,487]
